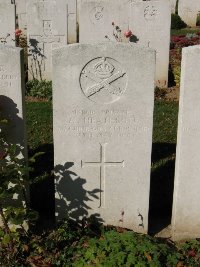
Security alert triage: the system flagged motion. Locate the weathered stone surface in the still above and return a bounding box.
[79,0,130,43]
[27,0,68,80]
[0,3,16,46]
[181,0,200,26]
[0,45,26,157]
[16,0,27,33]
[53,42,155,233]
[66,0,77,44]
[129,0,171,88]
[178,0,200,27]
[170,0,176,13]
[172,45,200,241]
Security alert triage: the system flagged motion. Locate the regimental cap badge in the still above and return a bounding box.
[80,57,128,104]
[93,57,115,79]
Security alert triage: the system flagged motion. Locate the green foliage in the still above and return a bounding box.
[73,230,181,267]
[0,108,38,266]
[26,79,52,100]
[173,65,181,87]
[171,14,187,30]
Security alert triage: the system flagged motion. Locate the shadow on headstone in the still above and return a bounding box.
[148,142,176,235]
[55,162,104,227]
[0,95,25,157]
[0,95,26,208]
[129,34,139,43]
[28,38,46,81]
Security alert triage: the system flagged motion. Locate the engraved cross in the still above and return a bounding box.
[81,143,125,208]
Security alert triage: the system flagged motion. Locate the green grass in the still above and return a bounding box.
[26,101,53,150]
[153,101,178,144]
[171,27,200,36]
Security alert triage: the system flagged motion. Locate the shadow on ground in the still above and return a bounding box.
[29,144,55,231]
[148,142,176,236]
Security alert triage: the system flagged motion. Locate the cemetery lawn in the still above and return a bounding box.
[16,100,200,266]
[171,27,200,36]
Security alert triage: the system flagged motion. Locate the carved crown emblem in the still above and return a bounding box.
[93,57,115,79]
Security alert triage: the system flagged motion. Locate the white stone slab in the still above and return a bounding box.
[129,0,171,88]
[53,42,155,233]
[79,0,130,43]
[0,3,16,46]
[0,45,26,156]
[66,0,77,44]
[172,45,200,241]
[15,0,27,33]
[27,0,68,80]
[170,0,176,13]
[178,0,200,27]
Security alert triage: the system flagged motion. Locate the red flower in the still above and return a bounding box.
[188,249,196,257]
[124,30,133,38]
[15,29,22,37]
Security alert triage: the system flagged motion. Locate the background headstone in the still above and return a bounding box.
[53,42,155,233]
[129,0,171,88]
[170,0,177,13]
[172,45,200,241]
[27,0,68,81]
[178,0,200,27]
[66,0,77,44]
[15,0,27,34]
[0,3,16,46]
[79,0,130,43]
[0,45,26,157]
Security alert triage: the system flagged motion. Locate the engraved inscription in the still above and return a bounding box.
[80,57,127,104]
[37,1,55,19]
[90,6,104,24]
[57,108,151,140]
[33,20,61,43]
[144,5,158,20]
[0,65,18,88]
[81,143,125,208]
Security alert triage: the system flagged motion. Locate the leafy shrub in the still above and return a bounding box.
[73,230,181,267]
[171,14,187,29]
[0,108,38,266]
[173,66,181,87]
[26,79,52,100]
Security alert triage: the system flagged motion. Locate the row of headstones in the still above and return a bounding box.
[1,41,200,241]
[0,0,172,88]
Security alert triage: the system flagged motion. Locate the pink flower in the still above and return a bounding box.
[124,30,133,38]
[15,29,22,37]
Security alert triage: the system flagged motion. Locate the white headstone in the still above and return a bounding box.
[170,0,176,13]
[129,0,171,88]
[0,3,16,46]
[172,45,200,241]
[16,0,27,34]
[79,0,130,43]
[0,45,26,157]
[27,0,68,81]
[178,0,200,27]
[53,42,155,233]
[66,0,77,44]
